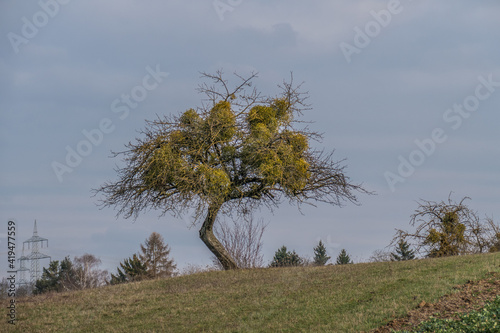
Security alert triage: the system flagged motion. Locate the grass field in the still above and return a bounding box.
[3,252,500,332]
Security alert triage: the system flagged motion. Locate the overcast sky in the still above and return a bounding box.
[1,0,499,278]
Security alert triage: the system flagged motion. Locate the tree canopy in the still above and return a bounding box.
[95,71,369,269]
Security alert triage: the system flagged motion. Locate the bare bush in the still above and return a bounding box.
[180,264,219,276]
[392,195,500,257]
[369,249,392,263]
[212,215,268,269]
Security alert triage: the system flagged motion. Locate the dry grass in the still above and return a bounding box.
[3,252,499,332]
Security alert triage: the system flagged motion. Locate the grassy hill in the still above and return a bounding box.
[4,252,500,332]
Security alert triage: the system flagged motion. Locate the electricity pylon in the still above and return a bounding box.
[22,220,51,290]
[16,249,31,292]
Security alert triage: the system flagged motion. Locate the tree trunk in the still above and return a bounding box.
[199,202,238,270]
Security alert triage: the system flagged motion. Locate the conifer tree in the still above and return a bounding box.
[139,232,176,278]
[34,257,76,294]
[270,245,303,267]
[110,254,148,284]
[313,240,330,266]
[391,239,416,261]
[34,260,63,294]
[109,267,127,285]
[335,249,352,265]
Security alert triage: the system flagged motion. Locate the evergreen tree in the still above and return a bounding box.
[270,246,303,267]
[139,232,176,278]
[34,255,108,293]
[335,249,352,265]
[109,267,127,285]
[270,246,289,267]
[110,254,148,284]
[313,240,331,266]
[391,239,416,261]
[34,256,75,294]
[34,260,61,294]
[59,256,78,290]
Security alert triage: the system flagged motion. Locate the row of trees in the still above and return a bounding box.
[188,195,499,271]
[16,193,499,297]
[269,242,353,267]
[26,193,499,295]
[213,194,499,268]
[31,232,177,294]
[268,240,414,268]
[34,254,108,294]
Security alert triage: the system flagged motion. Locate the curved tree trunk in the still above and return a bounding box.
[199,202,238,270]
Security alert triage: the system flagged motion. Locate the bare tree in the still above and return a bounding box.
[212,215,267,269]
[95,71,370,270]
[139,232,177,278]
[71,254,108,289]
[368,249,392,263]
[392,195,499,257]
[469,216,500,254]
